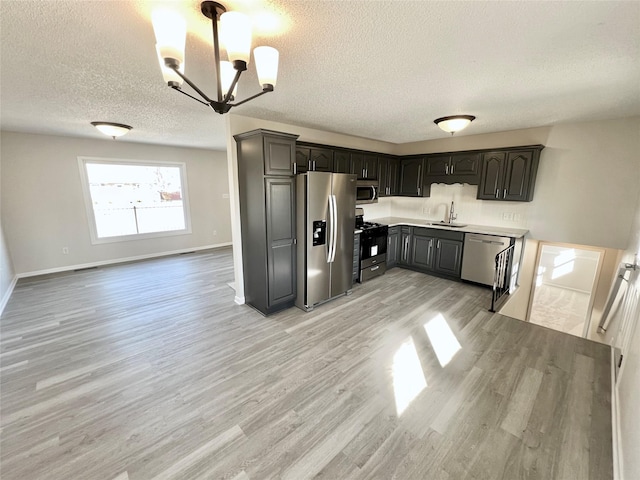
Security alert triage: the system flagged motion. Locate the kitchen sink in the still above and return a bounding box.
[426,221,468,228]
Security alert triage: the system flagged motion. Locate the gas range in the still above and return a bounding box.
[358,221,385,231]
[354,209,388,283]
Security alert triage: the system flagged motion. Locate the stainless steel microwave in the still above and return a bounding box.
[356,180,379,204]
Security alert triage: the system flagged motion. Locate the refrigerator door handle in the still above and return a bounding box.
[329,194,338,263]
[327,195,335,263]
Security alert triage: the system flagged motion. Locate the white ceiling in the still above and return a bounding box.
[1,0,639,151]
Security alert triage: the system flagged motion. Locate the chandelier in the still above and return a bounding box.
[152,1,279,114]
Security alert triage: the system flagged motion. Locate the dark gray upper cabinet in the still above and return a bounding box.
[295,146,333,173]
[234,129,299,315]
[451,153,481,177]
[399,157,429,197]
[310,148,333,172]
[379,155,400,197]
[351,152,378,180]
[477,151,505,199]
[477,146,543,201]
[295,147,310,174]
[334,150,351,173]
[425,155,450,176]
[295,141,543,201]
[264,134,297,176]
[424,153,480,184]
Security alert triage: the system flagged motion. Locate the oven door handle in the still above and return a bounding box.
[371,185,377,200]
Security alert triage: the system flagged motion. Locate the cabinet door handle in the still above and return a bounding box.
[503,189,507,198]
[371,265,380,271]
[451,164,454,174]
[495,188,499,199]
[445,165,449,175]
[418,186,421,196]
[293,163,297,175]
[437,240,441,249]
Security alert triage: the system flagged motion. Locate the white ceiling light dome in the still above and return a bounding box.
[91,122,132,139]
[434,115,476,135]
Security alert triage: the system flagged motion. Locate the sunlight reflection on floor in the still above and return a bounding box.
[392,337,427,416]
[424,313,462,368]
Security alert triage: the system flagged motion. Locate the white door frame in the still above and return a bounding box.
[526,241,606,338]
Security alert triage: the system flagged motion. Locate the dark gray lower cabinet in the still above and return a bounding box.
[410,232,434,270]
[398,227,412,266]
[234,129,299,315]
[387,226,399,268]
[404,227,463,279]
[353,233,361,282]
[385,225,463,279]
[433,237,463,277]
[265,178,297,307]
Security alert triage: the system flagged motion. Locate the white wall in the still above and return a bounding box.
[0,224,16,314]
[1,131,232,275]
[0,145,17,314]
[616,183,640,480]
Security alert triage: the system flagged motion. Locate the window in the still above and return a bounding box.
[78,157,191,243]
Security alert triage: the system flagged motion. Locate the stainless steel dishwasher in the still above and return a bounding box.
[461,233,512,286]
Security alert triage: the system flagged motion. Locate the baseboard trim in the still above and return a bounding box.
[611,346,622,480]
[16,243,233,279]
[0,275,19,317]
[234,295,245,305]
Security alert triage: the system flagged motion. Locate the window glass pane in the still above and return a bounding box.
[84,162,186,239]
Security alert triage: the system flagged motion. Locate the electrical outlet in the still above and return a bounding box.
[222,193,230,199]
[422,206,431,214]
[62,247,69,254]
[514,213,521,222]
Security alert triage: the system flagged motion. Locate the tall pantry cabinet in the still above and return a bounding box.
[234,129,300,315]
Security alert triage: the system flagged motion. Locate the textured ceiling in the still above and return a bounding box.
[1,0,639,151]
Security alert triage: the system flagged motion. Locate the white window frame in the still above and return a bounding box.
[78,156,192,245]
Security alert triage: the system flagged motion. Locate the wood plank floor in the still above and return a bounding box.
[0,247,612,479]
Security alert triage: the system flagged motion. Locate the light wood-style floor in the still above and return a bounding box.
[1,247,612,479]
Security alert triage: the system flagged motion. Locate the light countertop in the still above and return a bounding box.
[369,216,529,238]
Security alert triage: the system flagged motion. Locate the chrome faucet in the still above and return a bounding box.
[448,201,457,224]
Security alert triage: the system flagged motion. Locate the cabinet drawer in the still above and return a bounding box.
[361,262,386,282]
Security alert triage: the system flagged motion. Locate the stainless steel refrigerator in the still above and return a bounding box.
[296,172,357,311]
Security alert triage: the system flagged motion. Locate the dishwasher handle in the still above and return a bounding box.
[467,237,507,246]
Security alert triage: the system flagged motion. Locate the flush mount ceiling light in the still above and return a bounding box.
[152,1,279,115]
[434,115,476,135]
[91,122,132,139]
